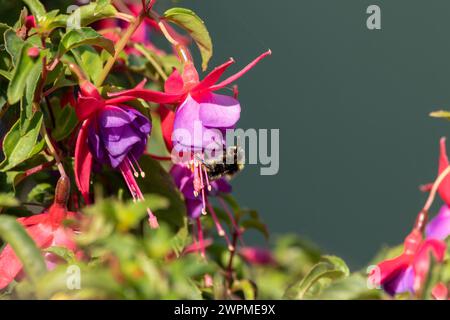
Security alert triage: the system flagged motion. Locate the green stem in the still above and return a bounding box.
[134,44,168,80]
[40,125,66,178]
[96,10,146,87]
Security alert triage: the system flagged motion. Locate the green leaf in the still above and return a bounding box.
[0,215,46,285]
[38,10,68,34]
[23,56,43,119]
[67,0,118,29]
[32,265,122,299]
[57,27,115,59]
[0,171,25,193]
[7,43,43,105]
[317,273,382,300]
[51,104,78,141]
[0,69,11,80]
[4,29,24,65]
[22,0,46,20]
[284,255,350,299]
[0,112,43,172]
[163,8,213,71]
[72,45,103,84]
[430,110,450,120]
[0,193,19,207]
[43,246,75,263]
[232,280,256,300]
[27,183,54,204]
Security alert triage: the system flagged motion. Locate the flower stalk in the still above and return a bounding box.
[96,10,146,86]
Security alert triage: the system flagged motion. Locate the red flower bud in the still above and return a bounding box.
[239,247,275,265]
[25,15,36,29]
[27,46,40,58]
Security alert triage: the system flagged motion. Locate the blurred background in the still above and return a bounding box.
[2,0,450,268]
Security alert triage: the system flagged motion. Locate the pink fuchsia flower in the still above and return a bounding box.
[108,51,270,215]
[370,228,446,296]
[71,69,158,228]
[0,177,78,290]
[239,247,276,266]
[108,50,271,152]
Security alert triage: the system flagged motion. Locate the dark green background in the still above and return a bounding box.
[178,0,450,268]
[3,0,450,268]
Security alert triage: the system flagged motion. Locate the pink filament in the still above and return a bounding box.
[120,157,159,228]
[207,202,234,251]
[218,197,245,246]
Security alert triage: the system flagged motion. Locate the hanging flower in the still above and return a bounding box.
[370,228,446,296]
[0,177,79,290]
[107,50,270,150]
[107,51,270,217]
[71,66,158,228]
[372,137,450,296]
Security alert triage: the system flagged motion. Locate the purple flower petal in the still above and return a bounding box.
[383,266,415,296]
[88,125,107,164]
[172,95,226,151]
[186,199,203,219]
[170,164,191,187]
[426,205,450,240]
[198,93,241,128]
[101,126,141,156]
[128,107,151,135]
[100,106,136,128]
[210,178,232,195]
[87,107,151,168]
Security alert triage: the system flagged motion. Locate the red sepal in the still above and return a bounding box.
[74,119,93,204]
[158,105,175,152]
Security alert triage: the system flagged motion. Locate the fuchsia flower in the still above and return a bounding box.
[109,50,271,151]
[108,51,271,217]
[371,228,446,295]
[371,138,450,296]
[0,177,78,290]
[72,72,158,228]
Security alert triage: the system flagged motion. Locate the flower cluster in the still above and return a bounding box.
[0,0,272,293]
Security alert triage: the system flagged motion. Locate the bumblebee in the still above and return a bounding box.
[200,146,245,181]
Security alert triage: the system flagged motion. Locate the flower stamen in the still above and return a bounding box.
[207,202,234,252]
[120,157,159,228]
[131,154,146,178]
